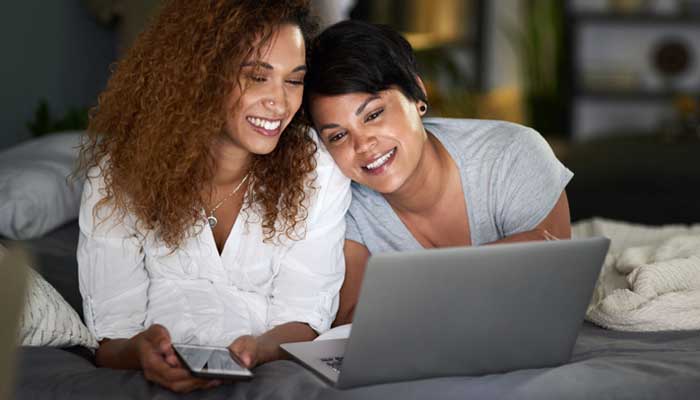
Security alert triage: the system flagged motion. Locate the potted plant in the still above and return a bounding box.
[509,0,566,136]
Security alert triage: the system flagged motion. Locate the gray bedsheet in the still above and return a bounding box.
[14,323,700,399]
[10,221,700,399]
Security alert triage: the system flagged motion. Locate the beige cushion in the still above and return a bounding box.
[1,244,98,348]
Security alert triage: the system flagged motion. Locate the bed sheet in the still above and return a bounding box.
[15,323,700,400]
[10,221,700,399]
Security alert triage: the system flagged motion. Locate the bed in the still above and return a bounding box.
[4,133,700,399]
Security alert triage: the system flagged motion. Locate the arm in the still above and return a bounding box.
[79,169,215,392]
[95,337,141,369]
[489,190,571,245]
[96,326,219,392]
[490,127,573,243]
[331,192,570,325]
[229,322,317,368]
[333,240,369,326]
[233,153,351,367]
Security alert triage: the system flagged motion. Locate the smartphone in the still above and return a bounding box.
[172,344,254,380]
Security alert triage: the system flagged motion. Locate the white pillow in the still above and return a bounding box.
[0,132,85,239]
[0,244,98,348]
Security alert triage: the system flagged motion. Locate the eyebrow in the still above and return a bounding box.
[241,61,306,72]
[355,95,381,116]
[318,94,382,134]
[318,123,340,133]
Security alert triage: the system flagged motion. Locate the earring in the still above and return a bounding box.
[419,103,427,114]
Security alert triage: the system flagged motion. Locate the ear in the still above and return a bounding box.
[415,75,427,99]
[414,75,428,116]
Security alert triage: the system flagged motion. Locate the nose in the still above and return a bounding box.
[353,131,377,154]
[262,84,288,116]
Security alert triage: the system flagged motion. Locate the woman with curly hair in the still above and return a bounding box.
[76,0,349,392]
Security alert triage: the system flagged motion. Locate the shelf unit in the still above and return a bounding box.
[564,2,700,139]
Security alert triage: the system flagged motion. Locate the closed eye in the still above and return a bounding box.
[365,108,384,123]
[286,79,304,86]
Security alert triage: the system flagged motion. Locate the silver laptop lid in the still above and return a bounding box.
[337,237,609,388]
[0,245,30,399]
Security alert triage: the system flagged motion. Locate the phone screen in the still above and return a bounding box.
[172,344,253,379]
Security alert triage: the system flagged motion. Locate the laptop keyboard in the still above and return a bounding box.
[320,356,344,372]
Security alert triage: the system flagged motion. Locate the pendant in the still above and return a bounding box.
[207,215,218,228]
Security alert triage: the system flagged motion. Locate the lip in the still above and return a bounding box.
[362,147,397,176]
[246,116,284,137]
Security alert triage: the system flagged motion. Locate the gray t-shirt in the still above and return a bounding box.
[345,118,573,253]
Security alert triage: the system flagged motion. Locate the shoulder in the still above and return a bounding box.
[303,129,351,221]
[425,117,538,149]
[79,160,140,237]
[310,129,350,191]
[424,118,547,163]
[80,160,111,214]
[346,180,385,224]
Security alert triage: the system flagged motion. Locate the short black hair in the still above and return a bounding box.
[304,20,427,119]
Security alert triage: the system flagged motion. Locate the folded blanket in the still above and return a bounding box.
[574,218,700,332]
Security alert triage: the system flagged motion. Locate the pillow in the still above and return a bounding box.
[0,132,85,239]
[0,244,97,348]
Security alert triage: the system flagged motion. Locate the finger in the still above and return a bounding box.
[159,341,181,368]
[164,352,181,368]
[543,230,560,241]
[144,351,190,384]
[229,336,245,353]
[167,378,212,394]
[150,324,172,343]
[204,379,223,389]
[157,366,213,392]
[236,348,256,368]
[228,339,244,360]
[159,365,195,382]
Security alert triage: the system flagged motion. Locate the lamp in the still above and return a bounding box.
[359,0,473,50]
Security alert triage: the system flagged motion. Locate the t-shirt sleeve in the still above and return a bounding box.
[344,207,364,245]
[493,128,573,237]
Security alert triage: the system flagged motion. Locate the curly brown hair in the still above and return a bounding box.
[77,0,319,248]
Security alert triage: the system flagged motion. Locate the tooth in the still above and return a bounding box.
[366,149,394,169]
[264,121,272,130]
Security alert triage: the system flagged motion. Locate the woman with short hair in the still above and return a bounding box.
[304,20,572,326]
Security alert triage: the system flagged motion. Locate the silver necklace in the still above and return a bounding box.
[207,173,250,228]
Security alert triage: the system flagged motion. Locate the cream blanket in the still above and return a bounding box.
[573,218,700,332]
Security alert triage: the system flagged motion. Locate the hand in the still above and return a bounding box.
[228,335,259,369]
[488,228,559,245]
[542,229,559,241]
[137,324,222,393]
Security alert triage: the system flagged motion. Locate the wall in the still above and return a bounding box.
[484,0,523,91]
[0,0,116,150]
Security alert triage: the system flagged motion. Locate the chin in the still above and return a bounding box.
[248,141,279,155]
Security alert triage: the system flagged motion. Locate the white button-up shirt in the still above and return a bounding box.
[77,147,350,346]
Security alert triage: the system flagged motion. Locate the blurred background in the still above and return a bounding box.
[1,0,699,224]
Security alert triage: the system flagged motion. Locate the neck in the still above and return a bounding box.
[384,132,453,215]
[209,135,252,187]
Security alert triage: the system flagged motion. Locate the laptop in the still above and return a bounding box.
[282,237,609,389]
[0,245,30,399]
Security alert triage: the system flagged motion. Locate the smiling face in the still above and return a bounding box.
[221,23,306,156]
[310,88,427,194]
